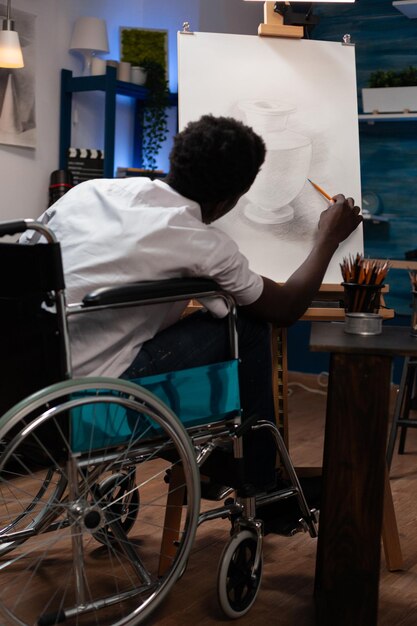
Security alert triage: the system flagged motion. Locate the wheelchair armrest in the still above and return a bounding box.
[0,219,29,236]
[82,278,221,307]
[0,219,58,244]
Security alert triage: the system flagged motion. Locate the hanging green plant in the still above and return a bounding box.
[120,28,169,170]
[140,59,170,171]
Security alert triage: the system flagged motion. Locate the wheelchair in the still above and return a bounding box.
[0,219,319,625]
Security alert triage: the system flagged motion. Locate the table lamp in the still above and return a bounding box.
[69,16,109,76]
[0,0,23,68]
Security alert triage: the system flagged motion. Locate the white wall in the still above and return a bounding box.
[199,0,262,35]
[0,0,76,219]
[0,0,260,221]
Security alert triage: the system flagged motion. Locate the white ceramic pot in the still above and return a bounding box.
[130,66,147,86]
[117,61,131,82]
[91,57,106,76]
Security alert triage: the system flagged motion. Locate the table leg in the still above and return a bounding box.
[382,467,403,571]
[314,352,392,626]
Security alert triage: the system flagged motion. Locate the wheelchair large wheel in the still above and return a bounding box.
[217,529,263,618]
[0,377,200,626]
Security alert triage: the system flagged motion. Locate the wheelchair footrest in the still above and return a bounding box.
[256,476,321,537]
[200,481,234,501]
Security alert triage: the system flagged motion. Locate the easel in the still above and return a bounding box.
[257,1,304,39]
[243,8,402,568]
[176,17,402,573]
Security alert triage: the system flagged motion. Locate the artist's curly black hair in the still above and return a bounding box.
[167,115,266,204]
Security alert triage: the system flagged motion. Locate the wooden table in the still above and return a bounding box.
[310,322,417,626]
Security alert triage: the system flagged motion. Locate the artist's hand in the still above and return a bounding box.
[317,194,362,248]
[245,195,361,326]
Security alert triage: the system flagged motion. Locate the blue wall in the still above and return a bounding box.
[312,0,417,315]
[286,2,416,377]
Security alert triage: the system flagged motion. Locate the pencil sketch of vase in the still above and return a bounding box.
[239,100,312,224]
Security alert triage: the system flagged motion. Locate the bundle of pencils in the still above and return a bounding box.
[340,254,390,312]
[409,270,417,292]
[340,254,390,285]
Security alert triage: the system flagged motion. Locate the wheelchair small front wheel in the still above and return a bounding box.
[217,529,263,619]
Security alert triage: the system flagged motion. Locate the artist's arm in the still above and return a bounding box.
[241,194,362,326]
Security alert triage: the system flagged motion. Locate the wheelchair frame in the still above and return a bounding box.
[0,219,318,625]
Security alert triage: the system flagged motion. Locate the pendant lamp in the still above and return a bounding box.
[0,0,24,69]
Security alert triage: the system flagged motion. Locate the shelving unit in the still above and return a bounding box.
[359,112,417,123]
[59,66,178,178]
[392,0,417,18]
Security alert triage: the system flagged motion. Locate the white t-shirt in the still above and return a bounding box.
[24,178,263,377]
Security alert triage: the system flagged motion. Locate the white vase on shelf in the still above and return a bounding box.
[117,61,131,82]
[362,86,417,114]
[130,66,147,86]
[91,57,106,75]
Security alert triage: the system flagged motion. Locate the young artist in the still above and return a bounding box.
[22,115,362,489]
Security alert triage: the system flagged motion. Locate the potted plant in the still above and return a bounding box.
[362,66,417,113]
[120,28,170,170]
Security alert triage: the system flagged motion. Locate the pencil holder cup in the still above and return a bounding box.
[342,282,382,314]
[411,291,417,337]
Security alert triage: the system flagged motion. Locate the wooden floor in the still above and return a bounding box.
[148,371,417,626]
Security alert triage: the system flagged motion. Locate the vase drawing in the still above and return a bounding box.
[239,100,312,224]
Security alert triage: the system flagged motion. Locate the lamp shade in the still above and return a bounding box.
[0,29,23,68]
[69,17,109,53]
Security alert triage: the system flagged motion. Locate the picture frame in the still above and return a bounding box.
[0,4,36,149]
[119,27,168,79]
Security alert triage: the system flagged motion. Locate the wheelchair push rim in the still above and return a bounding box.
[0,377,200,626]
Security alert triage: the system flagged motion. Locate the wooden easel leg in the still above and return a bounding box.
[158,463,186,577]
[382,467,403,571]
[272,326,288,448]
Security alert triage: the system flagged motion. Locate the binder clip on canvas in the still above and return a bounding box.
[180,22,193,35]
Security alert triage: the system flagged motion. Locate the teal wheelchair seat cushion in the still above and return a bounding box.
[71,359,241,453]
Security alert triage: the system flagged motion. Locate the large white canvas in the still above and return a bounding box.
[178,32,363,284]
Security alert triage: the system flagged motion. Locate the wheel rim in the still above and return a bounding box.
[226,537,260,611]
[217,529,262,618]
[0,379,200,626]
[0,466,66,557]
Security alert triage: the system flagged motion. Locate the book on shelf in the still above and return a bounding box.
[116,167,166,180]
